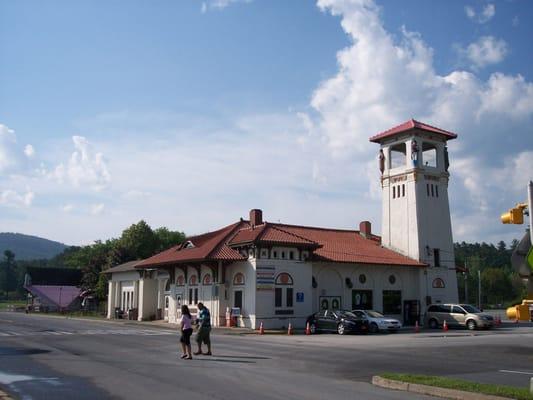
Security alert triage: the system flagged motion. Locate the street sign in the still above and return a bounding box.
[296,292,304,302]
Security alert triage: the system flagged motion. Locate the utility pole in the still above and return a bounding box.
[478,269,481,310]
[464,260,468,303]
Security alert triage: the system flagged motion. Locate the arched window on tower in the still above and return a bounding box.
[390,142,407,169]
[422,142,437,168]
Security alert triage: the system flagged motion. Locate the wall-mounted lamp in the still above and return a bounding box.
[345,277,353,289]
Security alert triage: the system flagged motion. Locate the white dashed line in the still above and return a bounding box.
[499,369,533,375]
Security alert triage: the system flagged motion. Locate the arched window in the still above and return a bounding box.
[164,279,171,292]
[233,272,245,286]
[275,272,293,285]
[432,278,445,288]
[203,274,212,285]
[275,273,294,309]
[176,275,185,286]
[189,274,198,286]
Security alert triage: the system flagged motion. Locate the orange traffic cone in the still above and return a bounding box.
[415,320,420,333]
[443,320,448,332]
[305,322,311,335]
[259,322,264,335]
[287,323,293,335]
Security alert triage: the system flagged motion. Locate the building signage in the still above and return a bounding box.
[296,292,304,303]
[256,266,275,291]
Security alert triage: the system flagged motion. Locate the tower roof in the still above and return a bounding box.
[369,119,458,143]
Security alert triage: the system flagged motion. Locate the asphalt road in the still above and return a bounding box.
[1,312,532,400]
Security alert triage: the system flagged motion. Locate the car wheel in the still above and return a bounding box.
[369,323,379,334]
[310,323,317,334]
[337,323,345,335]
[466,319,477,331]
[429,319,439,329]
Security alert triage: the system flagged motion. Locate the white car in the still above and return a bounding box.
[352,310,402,333]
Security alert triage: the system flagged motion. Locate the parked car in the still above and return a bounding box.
[424,304,494,330]
[352,309,402,333]
[306,310,369,335]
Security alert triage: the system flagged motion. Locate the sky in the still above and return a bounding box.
[1,0,532,247]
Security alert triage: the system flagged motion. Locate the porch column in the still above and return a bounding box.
[134,280,139,309]
[114,281,120,310]
[107,280,115,319]
[137,279,145,321]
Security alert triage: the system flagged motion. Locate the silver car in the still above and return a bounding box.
[352,309,402,333]
[424,304,494,330]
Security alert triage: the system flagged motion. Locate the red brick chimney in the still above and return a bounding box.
[359,221,371,238]
[250,209,263,227]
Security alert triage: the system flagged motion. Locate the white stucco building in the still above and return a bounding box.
[106,120,459,329]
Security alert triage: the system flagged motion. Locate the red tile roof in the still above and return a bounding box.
[137,221,248,268]
[138,218,424,268]
[369,119,457,143]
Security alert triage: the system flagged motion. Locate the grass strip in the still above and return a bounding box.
[380,373,533,400]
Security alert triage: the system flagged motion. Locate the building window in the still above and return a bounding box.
[422,142,437,167]
[188,288,193,305]
[275,273,294,309]
[189,275,197,286]
[390,142,407,169]
[431,184,434,197]
[432,278,445,288]
[289,251,294,260]
[194,288,198,305]
[234,290,243,309]
[273,251,278,258]
[165,279,171,291]
[261,250,267,258]
[352,290,373,310]
[202,274,212,285]
[434,249,441,267]
[358,274,367,284]
[388,274,396,285]
[435,185,439,197]
[286,288,293,307]
[233,272,245,286]
[275,288,282,307]
[281,251,286,259]
[427,183,430,196]
[383,290,402,314]
[393,186,396,199]
[176,275,185,286]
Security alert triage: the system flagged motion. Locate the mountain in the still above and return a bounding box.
[0,233,68,260]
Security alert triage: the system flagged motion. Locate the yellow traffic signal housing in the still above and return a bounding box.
[501,203,527,224]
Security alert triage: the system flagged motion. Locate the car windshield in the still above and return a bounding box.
[337,311,357,318]
[461,304,481,313]
[367,310,384,318]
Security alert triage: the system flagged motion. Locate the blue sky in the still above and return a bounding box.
[1,0,532,246]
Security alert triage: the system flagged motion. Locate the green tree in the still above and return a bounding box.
[154,227,186,252]
[119,220,159,260]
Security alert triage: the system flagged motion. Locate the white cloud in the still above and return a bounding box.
[465,3,495,24]
[459,36,508,69]
[0,188,34,207]
[201,0,252,13]
[90,203,105,216]
[0,124,19,172]
[62,204,74,213]
[309,0,533,242]
[24,144,35,158]
[52,136,111,191]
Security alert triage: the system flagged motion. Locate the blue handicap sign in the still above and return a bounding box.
[296,292,304,302]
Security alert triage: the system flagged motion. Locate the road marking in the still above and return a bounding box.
[499,369,533,375]
[0,329,176,337]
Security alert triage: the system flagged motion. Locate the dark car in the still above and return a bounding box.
[306,310,369,335]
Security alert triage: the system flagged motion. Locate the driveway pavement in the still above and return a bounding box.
[1,312,532,400]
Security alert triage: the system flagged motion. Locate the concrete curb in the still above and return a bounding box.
[371,376,511,400]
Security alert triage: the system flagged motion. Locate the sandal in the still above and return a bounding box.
[180,354,188,359]
[186,356,193,360]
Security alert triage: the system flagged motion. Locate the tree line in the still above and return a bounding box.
[0,221,185,301]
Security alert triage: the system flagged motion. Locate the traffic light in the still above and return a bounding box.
[500,203,528,224]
